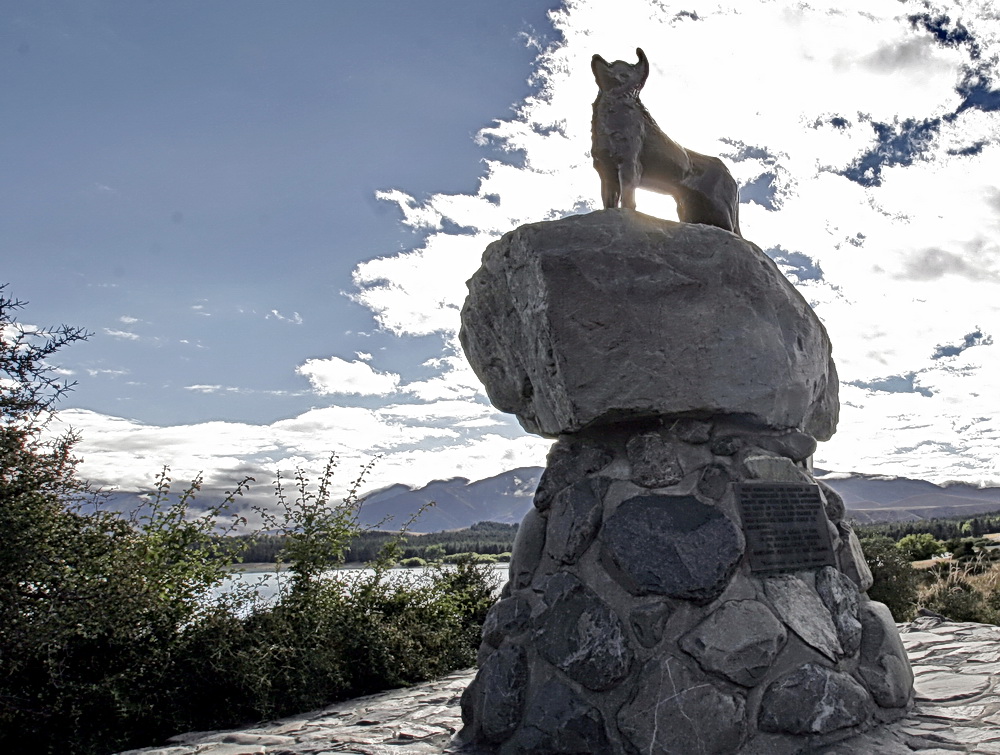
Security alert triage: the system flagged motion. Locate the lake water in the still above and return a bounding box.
[212,563,510,608]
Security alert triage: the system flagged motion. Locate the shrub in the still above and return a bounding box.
[0,288,500,754]
[919,559,1000,624]
[919,574,991,623]
[859,535,919,621]
[896,532,944,561]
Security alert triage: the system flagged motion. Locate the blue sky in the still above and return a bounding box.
[4,0,557,425]
[5,0,1000,503]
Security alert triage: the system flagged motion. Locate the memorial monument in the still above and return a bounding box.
[452,50,913,754]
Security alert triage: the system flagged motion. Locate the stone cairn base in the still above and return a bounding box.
[456,421,913,754]
[455,210,915,754]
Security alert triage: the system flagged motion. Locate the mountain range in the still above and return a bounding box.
[356,467,1000,532]
[93,466,1000,534]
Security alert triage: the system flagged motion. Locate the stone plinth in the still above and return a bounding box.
[454,211,913,754]
[455,423,913,754]
[459,210,839,440]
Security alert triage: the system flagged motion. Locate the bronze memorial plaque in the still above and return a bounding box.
[735,482,837,573]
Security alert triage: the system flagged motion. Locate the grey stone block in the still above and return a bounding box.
[626,431,684,487]
[816,566,862,657]
[763,574,843,661]
[742,453,809,482]
[697,463,732,500]
[499,678,610,755]
[629,600,672,648]
[759,663,874,735]
[545,476,608,564]
[460,210,839,439]
[857,601,914,708]
[532,438,612,511]
[838,521,874,592]
[755,430,818,462]
[476,642,528,743]
[618,656,746,754]
[481,596,532,648]
[672,417,713,443]
[534,573,633,691]
[509,508,546,589]
[818,478,846,523]
[679,600,787,687]
[601,493,743,602]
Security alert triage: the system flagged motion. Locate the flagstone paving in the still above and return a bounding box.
[118,615,1000,755]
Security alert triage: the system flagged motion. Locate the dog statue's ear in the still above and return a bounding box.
[635,48,649,88]
[592,54,609,81]
[590,55,613,89]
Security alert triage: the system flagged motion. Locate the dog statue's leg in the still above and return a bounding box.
[619,161,640,210]
[602,176,620,209]
[595,159,621,208]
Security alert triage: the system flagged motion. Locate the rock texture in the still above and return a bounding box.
[455,210,908,752]
[455,420,915,753]
[459,210,839,440]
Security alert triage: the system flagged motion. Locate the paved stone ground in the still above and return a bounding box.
[119,615,1000,755]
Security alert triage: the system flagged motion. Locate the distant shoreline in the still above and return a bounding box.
[225,561,509,573]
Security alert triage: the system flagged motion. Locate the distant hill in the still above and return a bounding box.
[357,467,542,533]
[87,465,1000,533]
[813,468,1000,523]
[357,467,1000,531]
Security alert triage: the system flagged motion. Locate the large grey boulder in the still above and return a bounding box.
[618,656,746,754]
[460,210,839,439]
[533,573,633,691]
[601,493,744,603]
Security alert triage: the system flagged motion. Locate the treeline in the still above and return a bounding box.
[233,520,519,564]
[852,510,1000,542]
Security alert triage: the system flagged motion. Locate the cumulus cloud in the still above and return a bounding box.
[296,356,401,396]
[60,0,1000,491]
[52,404,549,503]
[103,329,140,341]
[267,309,303,325]
[340,0,1000,484]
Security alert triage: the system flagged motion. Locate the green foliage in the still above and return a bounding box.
[919,571,993,623]
[261,456,380,592]
[854,511,1000,544]
[0,288,501,755]
[859,535,919,621]
[895,532,945,561]
[442,551,499,564]
[422,543,447,562]
[232,520,519,565]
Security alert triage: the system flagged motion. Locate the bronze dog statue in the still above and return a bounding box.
[591,48,741,236]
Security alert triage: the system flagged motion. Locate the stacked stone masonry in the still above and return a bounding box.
[455,422,914,754]
[456,210,914,753]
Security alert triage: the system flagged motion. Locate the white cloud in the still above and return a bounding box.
[296,356,401,396]
[49,0,1000,494]
[337,0,1000,484]
[184,384,224,394]
[400,347,484,402]
[267,309,303,325]
[103,328,140,341]
[52,404,550,503]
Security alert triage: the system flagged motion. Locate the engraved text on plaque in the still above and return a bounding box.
[736,482,836,573]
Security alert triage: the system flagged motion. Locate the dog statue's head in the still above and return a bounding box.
[592,48,649,94]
